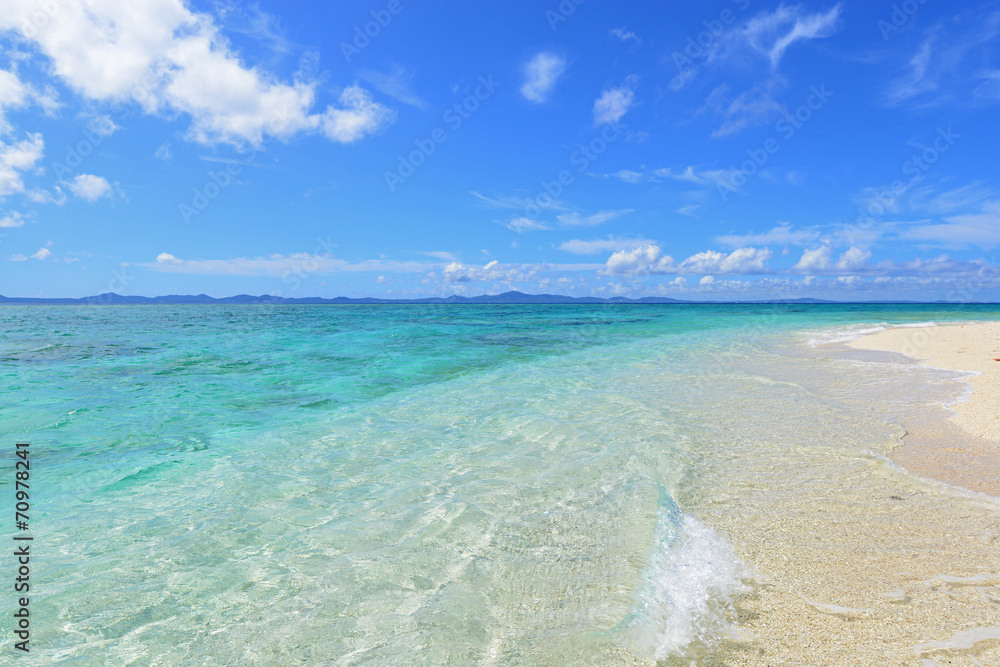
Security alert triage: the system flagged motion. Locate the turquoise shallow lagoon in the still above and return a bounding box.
[3,303,1000,664]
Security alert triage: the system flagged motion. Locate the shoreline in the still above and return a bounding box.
[844,322,1000,496]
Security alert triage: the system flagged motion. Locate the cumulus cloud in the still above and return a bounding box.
[441,259,600,284]
[604,244,773,276]
[593,76,638,125]
[791,246,872,273]
[31,247,52,260]
[0,211,26,227]
[604,245,676,276]
[678,247,773,274]
[521,52,567,103]
[318,86,397,143]
[66,174,112,202]
[0,133,44,196]
[0,0,393,146]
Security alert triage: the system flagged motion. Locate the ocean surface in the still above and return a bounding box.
[3,303,1000,665]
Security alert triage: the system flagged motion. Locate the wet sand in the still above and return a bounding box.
[846,322,1000,496]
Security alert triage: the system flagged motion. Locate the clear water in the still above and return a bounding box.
[2,303,999,664]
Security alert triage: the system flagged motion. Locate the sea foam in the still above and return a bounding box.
[620,488,751,660]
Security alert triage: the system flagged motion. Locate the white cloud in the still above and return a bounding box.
[25,185,66,205]
[679,247,773,274]
[30,247,52,260]
[360,66,428,110]
[716,223,821,247]
[901,200,1000,248]
[883,13,1000,107]
[86,115,119,137]
[609,27,640,43]
[884,38,937,106]
[155,142,172,160]
[702,78,785,137]
[664,166,742,188]
[605,245,675,276]
[557,236,654,255]
[0,133,44,196]
[0,69,29,133]
[744,4,842,67]
[507,217,549,233]
[0,68,59,132]
[556,209,633,227]
[471,190,569,212]
[1,0,393,146]
[318,86,396,143]
[0,211,26,227]
[607,169,646,184]
[156,252,182,264]
[143,253,439,276]
[604,244,773,276]
[66,174,112,202]
[593,76,638,125]
[791,246,872,273]
[413,250,458,261]
[521,52,567,103]
[441,259,601,284]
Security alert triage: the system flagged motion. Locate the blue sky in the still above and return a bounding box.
[2,0,1000,300]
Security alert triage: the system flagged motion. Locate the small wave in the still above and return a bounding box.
[619,488,751,660]
[806,325,887,346]
[895,321,937,328]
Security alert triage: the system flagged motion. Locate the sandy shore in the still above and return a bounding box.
[846,322,1000,442]
[845,322,1000,495]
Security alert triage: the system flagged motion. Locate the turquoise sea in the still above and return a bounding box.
[3,303,1000,665]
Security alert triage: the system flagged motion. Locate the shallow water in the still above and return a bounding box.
[2,303,999,664]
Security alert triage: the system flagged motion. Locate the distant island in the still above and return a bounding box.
[0,291,972,305]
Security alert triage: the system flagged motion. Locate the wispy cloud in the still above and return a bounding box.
[556,209,633,227]
[609,27,640,44]
[471,190,569,212]
[143,253,439,276]
[716,223,822,247]
[701,78,786,137]
[593,76,638,125]
[883,12,1000,107]
[506,217,550,233]
[900,200,1000,248]
[521,52,567,103]
[745,4,842,67]
[557,236,654,255]
[360,67,430,110]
